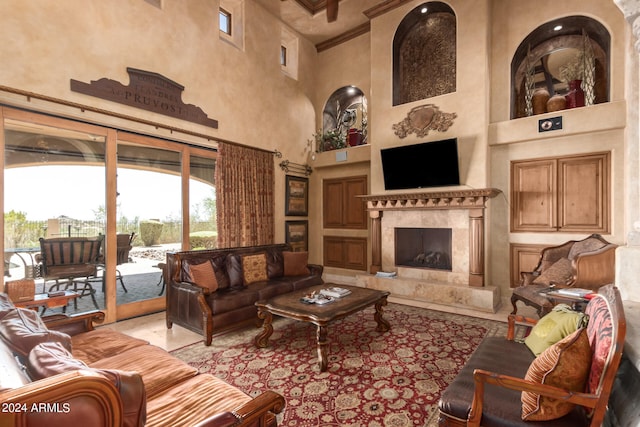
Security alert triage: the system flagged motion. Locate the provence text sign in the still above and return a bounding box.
[70,68,218,129]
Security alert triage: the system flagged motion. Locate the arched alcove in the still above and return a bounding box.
[319,85,367,151]
[392,2,456,106]
[511,16,610,119]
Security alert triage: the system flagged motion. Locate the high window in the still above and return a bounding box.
[219,0,244,50]
[219,8,231,35]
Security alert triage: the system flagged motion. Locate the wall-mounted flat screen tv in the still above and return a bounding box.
[381,138,460,190]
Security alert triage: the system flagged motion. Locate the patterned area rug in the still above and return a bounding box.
[171,303,508,427]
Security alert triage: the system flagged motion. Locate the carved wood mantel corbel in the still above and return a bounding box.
[360,188,501,286]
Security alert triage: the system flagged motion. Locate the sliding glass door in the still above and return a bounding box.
[2,108,216,322]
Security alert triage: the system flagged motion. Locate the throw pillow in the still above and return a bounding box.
[522,328,592,421]
[188,261,219,292]
[242,253,268,285]
[283,251,311,276]
[0,308,72,358]
[567,237,606,261]
[524,304,588,356]
[532,258,573,286]
[27,341,88,380]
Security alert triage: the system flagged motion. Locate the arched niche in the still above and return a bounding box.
[320,85,368,151]
[511,15,610,119]
[392,2,456,106]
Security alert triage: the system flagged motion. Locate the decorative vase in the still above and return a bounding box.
[546,94,566,112]
[565,79,585,109]
[532,88,550,115]
[348,128,362,146]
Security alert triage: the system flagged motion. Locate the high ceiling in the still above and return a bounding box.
[255,0,385,45]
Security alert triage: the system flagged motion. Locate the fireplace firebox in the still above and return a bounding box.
[394,227,452,271]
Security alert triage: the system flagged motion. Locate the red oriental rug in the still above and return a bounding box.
[170,303,507,427]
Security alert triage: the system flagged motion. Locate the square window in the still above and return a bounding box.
[219,9,231,35]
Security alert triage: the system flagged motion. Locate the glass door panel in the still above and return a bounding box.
[115,140,182,309]
[189,155,216,249]
[3,118,107,313]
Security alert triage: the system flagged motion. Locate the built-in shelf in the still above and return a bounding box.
[489,101,626,146]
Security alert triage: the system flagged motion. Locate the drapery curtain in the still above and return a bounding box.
[215,142,275,248]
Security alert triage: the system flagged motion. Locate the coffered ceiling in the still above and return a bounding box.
[256,0,410,46]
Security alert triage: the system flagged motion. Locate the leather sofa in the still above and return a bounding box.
[0,294,285,427]
[166,243,324,345]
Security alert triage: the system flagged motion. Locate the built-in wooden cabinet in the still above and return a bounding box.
[323,236,368,271]
[511,152,610,233]
[322,175,368,270]
[509,243,548,287]
[323,176,367,229]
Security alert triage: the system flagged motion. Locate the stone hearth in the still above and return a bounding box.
[357,189,501,312]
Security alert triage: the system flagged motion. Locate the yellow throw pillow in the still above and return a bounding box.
[242,253,268,285]
[283,251,310,276]
[524,304,587,356]
[522,328,592,421]
[188,261,219,292]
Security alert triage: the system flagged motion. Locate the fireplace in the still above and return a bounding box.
[395,227,452,270]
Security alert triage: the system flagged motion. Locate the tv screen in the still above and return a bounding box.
[381,139,460,190]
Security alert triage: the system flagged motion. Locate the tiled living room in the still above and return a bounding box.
[2,0,640,426]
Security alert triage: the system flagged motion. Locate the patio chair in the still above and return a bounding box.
[37,236,104,309]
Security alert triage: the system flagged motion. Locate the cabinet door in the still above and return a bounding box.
[343,177,368,229]
[323,175,368,229]
[511,159,556,232]
[323,236,367,271]
[558,153,609,233]
[509,244,548,287]
[323,180,344,228]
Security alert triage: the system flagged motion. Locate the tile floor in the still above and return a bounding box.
[107,296,538,352]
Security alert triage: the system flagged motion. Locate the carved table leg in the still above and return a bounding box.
[255,309,274,348]
[316,325,329,372]
[374,297,391,332]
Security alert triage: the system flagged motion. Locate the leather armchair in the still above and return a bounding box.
[511,234,617,316]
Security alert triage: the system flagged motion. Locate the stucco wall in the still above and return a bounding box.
[0,0,319,243]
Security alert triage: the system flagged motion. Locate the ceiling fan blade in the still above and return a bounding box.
[326,0,338,22]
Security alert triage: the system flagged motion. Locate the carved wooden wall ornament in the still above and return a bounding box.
[392,104,457,138]
[71,68,218,129]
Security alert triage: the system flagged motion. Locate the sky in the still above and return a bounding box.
[4,165,214,221]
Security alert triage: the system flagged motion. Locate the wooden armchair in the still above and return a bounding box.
[511,234,616,316]
[37,236,104,309]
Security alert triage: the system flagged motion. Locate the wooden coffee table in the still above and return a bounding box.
[255,284,390,371]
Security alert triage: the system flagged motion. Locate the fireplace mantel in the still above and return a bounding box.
[360,188,501,211]
[361,188,501,286]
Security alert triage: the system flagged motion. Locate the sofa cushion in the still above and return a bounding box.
[242,253,268,285]
[532,258,573,286]
[522,328,592,421]
[188,261,219,292]
[266,247,284,279]
[90,344,198,398]
[524,304,587,356]
[568,236,606,260]
[283,251,311,276]
[207,287,260,316]
[0,308,72,358]
[71,328,149,364]
[146,373,251,427]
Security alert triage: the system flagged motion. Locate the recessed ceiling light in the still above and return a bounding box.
[554,25,563,31]
[421,6,428,13]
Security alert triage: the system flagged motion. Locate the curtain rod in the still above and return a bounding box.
[0,85,277,155]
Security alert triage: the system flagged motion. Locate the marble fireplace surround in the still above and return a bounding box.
[356,188,502,312]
